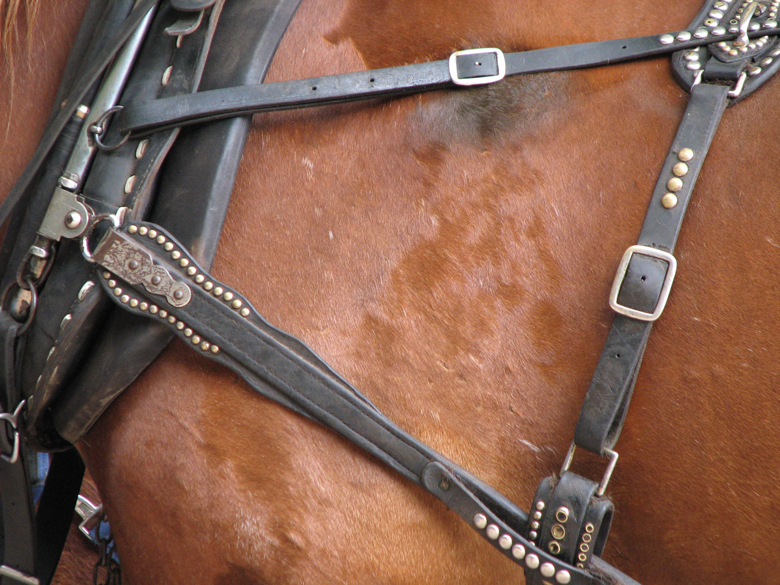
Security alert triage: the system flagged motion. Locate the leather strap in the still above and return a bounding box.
[574,82,729,455]
[118,27,780,136]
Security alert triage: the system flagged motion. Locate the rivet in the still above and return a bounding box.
[184,328,193,337]
[580,542,590,553]
[113,287,122,296]
[200,341,210,351]
[525,554,540,570]
[556,570,572,584]
[124,175,136,194]
[210,345,220,354]
[187,267,197,276]
[585,523,595,533]
[511,544,526,559]
[168,315,176,324]
[761,57,774,66]
[164,242,174,251]
[555,507,570,523]
[232,299,243,309]
[729,48,739,56]
[672,162,689,176]
[749,66,763,77]
[240,308,251,317]
[204,282,214,291]
[157,235,166,244]
[535,501,546,511]
[676,31,692,41]
[531,521,540,530]
[684,51,700,61]
[658,33,674,44]
[686,61,701,71]
[146,229,156,239]
[162,65,173,86]
[474,514,488,529]
[136,139,148,159]
[129,299,139,308]
[750,23,760,31]
[578,552,588,562]
[486,524,500,540]
[138,226,148,236]
[127,260,139,271]
[666,177,683,192]
[192,335,201,344]
[709,9,724,18]
[173,290,184,300]
[712,26,726,35]
[128,225,138,234]
[149,305,159,314]
[678,148,694,161]
[223,292,234,302]
[529,531,538,540]
[171,251,181,260]
[102,272,112,280]
[765,19,778,27]
[195,275,205,283]
[139,302,149,311]
[499,534,513,550]
[582,533,592,543]
[159,310,168,318]
[120,294,130,304]
[108,279,117,288]
[540,563,556,578]
[60,314,72,330]
[151,275,162,285]
[176,321,185,330]
[64,211,82,229]
[179,258,189,267]
[551,523,566,540]
[694,28,708,38]
[533,511,543,520]
[213,287,224,296]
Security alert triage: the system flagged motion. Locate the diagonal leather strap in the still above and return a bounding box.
[118,27,780,136]
[573,82,729,455]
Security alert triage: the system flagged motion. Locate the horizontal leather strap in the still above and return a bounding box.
[119,27,779,136]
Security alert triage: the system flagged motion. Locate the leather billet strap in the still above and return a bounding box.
[88,222,614,585]
[574,83,729,455]
[118,25,780,136]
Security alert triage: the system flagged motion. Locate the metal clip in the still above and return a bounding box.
[0,400,26,465]
[560,443,619,497]
[75,495,104,540]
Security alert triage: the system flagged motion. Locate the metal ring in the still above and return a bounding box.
[81,212,123,262]
[1,277,38,337]
[89,105,130,152]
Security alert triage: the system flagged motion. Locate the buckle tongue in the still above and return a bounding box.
[609,245,677,322]
[449,48,506,86]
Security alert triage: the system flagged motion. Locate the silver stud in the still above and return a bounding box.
[555,507,570,523]
[136,139,148,159]
[171,251,181,260]
[157,235,166,245]
[60,314,72,330]
[64,211,82,229]
[120,294,130,304]
[772,48,780,57]
[210,345,220,354]
[511,544,526,559]
[204,282,214,291]
[678,148,694,161]
[686,61,701,70]
[139,302,149,311]
[765,19,778,27]
[661,193,678,209]
[541,563,556,578]
[148,229,157,239]
[129,299,139,308]
[676,30,692,41]
[761,57,774,66]
[694,28,708,38]
[556,570,572,584]
[113,287,122,296]
[223,292,234,302]
[684,51,699,61]
[164,242,174,251]
[79,281,96,301]
[729,48,739,56]
[712,26,726,35]
[200,341,211,351]
[531,521,540,530]
[179,258,189,268]
[525,554,540,570]
[213,287,224,296]
[486,524,500,540]
[533,511,543,520]
[535,501,546,511]
[168,315,176,324]
[124,175,136,195]
[138,226,148,236]
[240,308,251,317]
[749,66,763,76]
[159,310,168,318]
[499,534,512,550]
[192,335,201,344]
[529,530,538,540]
[750,23,760,31]
[672,162,689,177]
[195,275,205,284]
[659,34,674,44]
[173,290,184,300]
[184,328,193,337]
[128,225,138,234]
[162,65,173,86]
[187,267,197,276]
[709,9,724,18]
[474,514,488,529]
[232,299,243,309]
[667,177,683,192]
[149,305,159,314]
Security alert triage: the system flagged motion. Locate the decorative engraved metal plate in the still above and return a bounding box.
[92,229,191,307]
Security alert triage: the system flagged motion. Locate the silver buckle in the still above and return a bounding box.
[449,48,506,86]
[608,245,677,322]
[0,400,26,465]
[76,495,104,540]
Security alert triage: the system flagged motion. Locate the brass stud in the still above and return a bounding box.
[210,345,220,354]
[157,235,166,245]
[195,275,205,284]
[149,305,159,314]
[164,242,174,251]
[108,280,117,288]
[191,335,201,345]
[128,225,138,234]
[139,302,149,311]
[204,282,214,291]
[120,294,130,304]
[232,300,243,309]
[179,258,189,268]
[240,308,251,317]
[213,286,224,296]
[661,193,678,209]
[672,162,689,177]
[223,292,234,302]
[200,341,211,351]
[548,541,562,555]
[535,501,546,511]
[533,511,543,520]
[129,299,139,308]
[148,229,158,239]
[113,287,122,296]
[184,328,193,337]
[171,251,181,260]
[678,148,694,161]
[159,310,168,318]
[187,267,197,276]
[139,227,148,236]
[168,315,176,324]
[666,177,683,192]
[531,521,540,530]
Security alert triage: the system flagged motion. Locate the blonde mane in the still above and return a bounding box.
[2,0,38,58]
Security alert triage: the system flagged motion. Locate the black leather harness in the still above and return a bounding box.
[1,0,778,583]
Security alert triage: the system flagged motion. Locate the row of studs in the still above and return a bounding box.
[660,147,695,210]
[103,270,220,355]
[127,224,253,319]
[473,509,572,584]
[547,506,570,556]
[683,37,773,73]
[575,523,596,569]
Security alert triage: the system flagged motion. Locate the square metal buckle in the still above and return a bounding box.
[608,245,677,322]
[449,48,506,86]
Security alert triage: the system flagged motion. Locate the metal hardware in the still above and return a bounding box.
[0,565,40,585]
[727,71,748,97]
[560,443,620,497]
[734,2,762,46]
[89,106,130,151]
[76,495,104,540]
[609,245,677,322]
[449,48,506,86]
[0,400,26,465]
[38,187,93,241]
[1,278,38,336]
[80,209,126,262]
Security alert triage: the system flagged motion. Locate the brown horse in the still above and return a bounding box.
[4,0,780,583]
